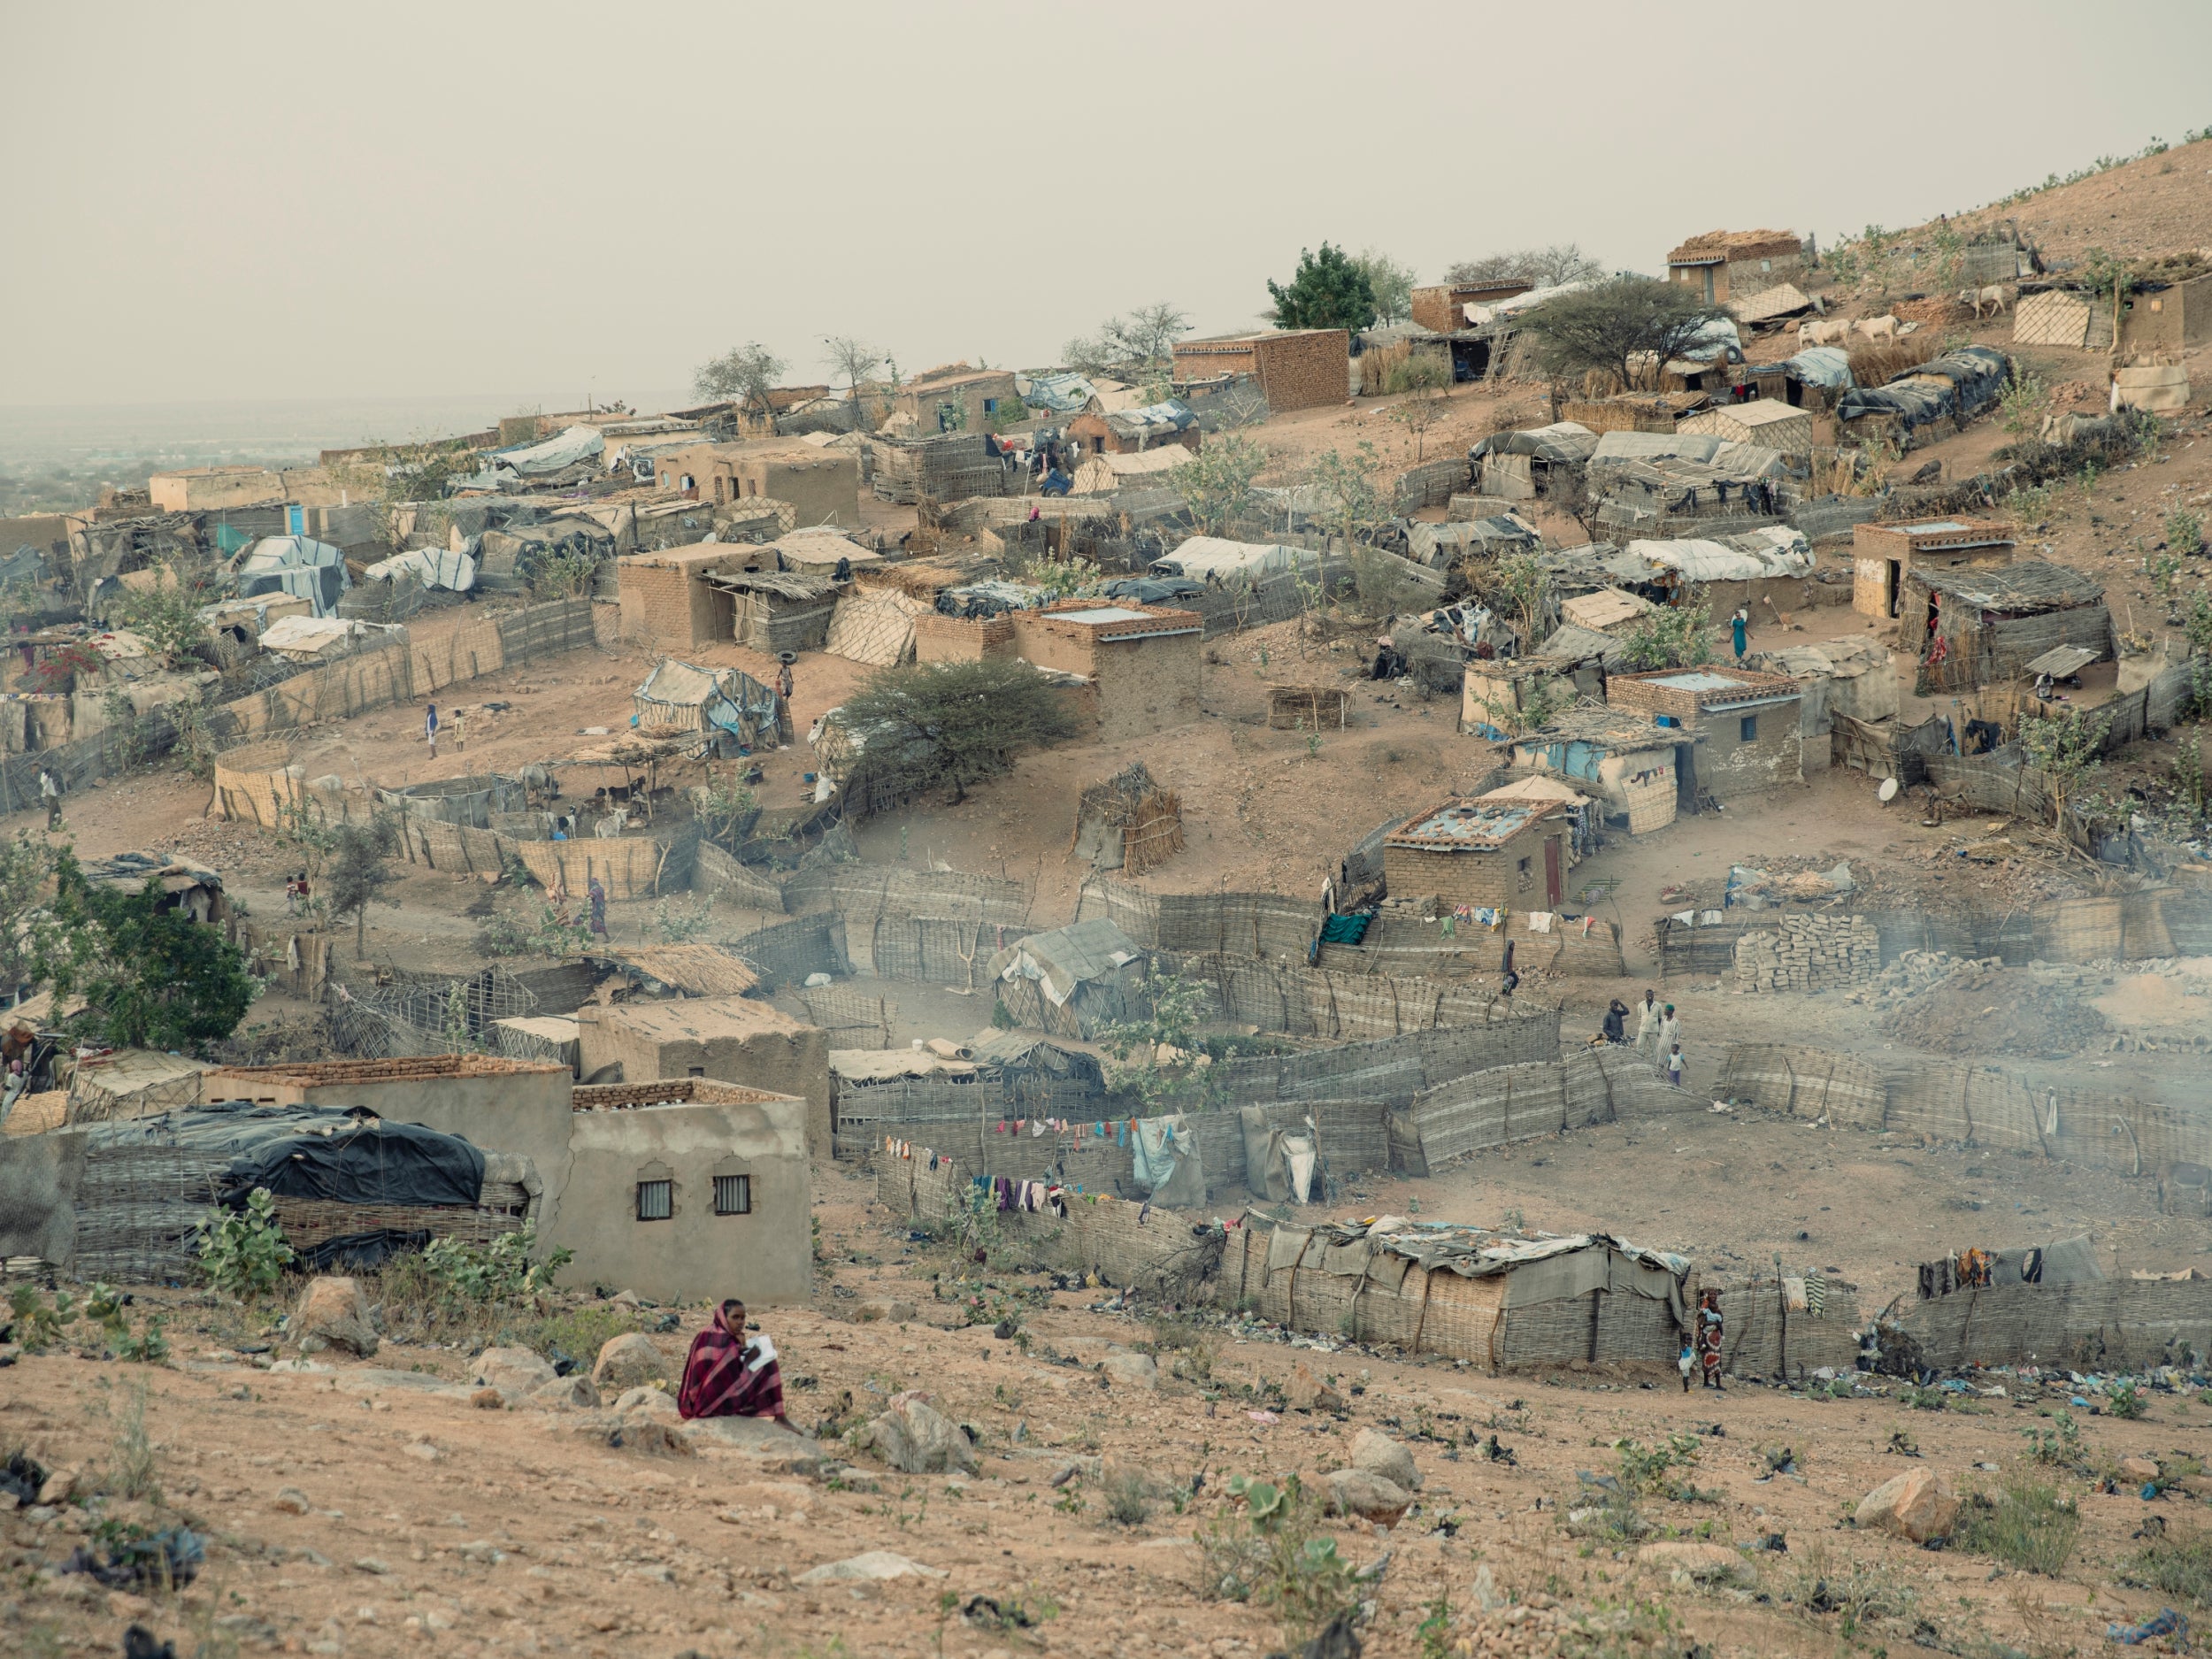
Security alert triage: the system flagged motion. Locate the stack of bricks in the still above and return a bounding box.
[1733,912,1880,993]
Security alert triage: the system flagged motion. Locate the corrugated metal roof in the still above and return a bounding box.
[1386,797,1560,851]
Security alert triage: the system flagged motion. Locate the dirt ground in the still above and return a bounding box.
[8,1129,2209,1659]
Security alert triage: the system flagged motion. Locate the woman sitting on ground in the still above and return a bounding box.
[677,1299,796,1430]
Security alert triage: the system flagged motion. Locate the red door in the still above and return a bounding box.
[1543,837,1563,908]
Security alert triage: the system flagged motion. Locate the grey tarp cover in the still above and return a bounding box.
[1467,422,1599,465]
[231,535,350,618]
[87,1101,487,1209]
[1782,347,1854,389]
[964,1030,1107,1094]
[635,657,781,740]
[987,918,1141,1008]
[363,547,476,592]
[1589,431,1787,477]
[1837,347,2008,430]
[494,424,604,477]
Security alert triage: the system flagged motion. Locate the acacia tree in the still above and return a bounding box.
[1305,443,1391,549]
[836,659,1082,805]
[326,816,401,956]
[1170,434,1269,534]
[1267,243,1377,333]
[1064,303,1190,378]
[2020,705,2112,829]
[1354,250,1417,326]
[821,336,884,430]
[693,342,787,419]
[1445,243,1604,288]
[1384,355,1451,459]
[1516,277,1728,393]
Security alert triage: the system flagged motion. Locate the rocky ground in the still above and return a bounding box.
[7,1148,2212,1659]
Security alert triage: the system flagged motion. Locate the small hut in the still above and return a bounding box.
[1071,763,1184,875]
[634,658,784,745]
[1904,561,2113,694]
[987,919,1146,1040]
[702,569,841,655]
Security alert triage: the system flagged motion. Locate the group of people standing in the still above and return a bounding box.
[1601,989,1683,1087]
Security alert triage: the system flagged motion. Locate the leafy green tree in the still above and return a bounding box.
[30,850,257,1050]
[835,659,1082,805]
[1618,597,1715,671]
[195,1188,295,1300]
[2020,705,2111,828]
[1353,250,1417,326]
[1516,276,1728,392]
[1171,434,1270,534]
[694,342,787,419]
[326,817,400,956]
[116,563,214,665]
[0,831,55,995]
[1267,243,1377,333]
[1305,442,1390,549]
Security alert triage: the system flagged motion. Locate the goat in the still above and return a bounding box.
[2156,1160,2212,1217]
[1797,318,1851,348]
[1970,283,2016,319]
[1853,315,1900,343]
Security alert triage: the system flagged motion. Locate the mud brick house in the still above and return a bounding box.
[1502,705,1692,835]
[1852,517,2016,622]
[1409,277,1533,335]
[1172,329,1350,413]
[658,442,860,528]
[1606,664,1803,803]
[566,1079,810,1304]
[1382,795,1571,910]
[573,995,832,1156]
[1904,560,2113,695]
[616,541,764,649]
[890,364,1021,434]
[1066,399,1200,457]
[1667,229,1804,306]
[1009,599,1202,741]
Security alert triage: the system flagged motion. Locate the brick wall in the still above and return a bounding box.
[913,613,1013,663]
[1256,330,1351,412]
[617,558,733,648]
[1732,913,1879,993]
[1382,826,1559,910]
[1697,707,1803,800]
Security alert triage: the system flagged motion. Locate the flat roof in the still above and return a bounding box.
[1386,796,1561,852]
[1052,605,1150,625]
[584,995,810,1044]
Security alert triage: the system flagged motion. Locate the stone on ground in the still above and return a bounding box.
[795,1550,946,1585]
[1856,1467,1959,1542]
[591,1333,665,1392]
[1100,1347,1159,1388]
[294,1278,379,1357]
[471,1347,555,1399]
[1349,1427,1421,1490]
[864,1395,979,1475]
[1324,1468,1411,1524]
[1287,1362,1345,1412]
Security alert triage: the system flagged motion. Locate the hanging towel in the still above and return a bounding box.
[1529,911,1555,933]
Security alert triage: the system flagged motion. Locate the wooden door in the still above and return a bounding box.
[1543,836,1562,908]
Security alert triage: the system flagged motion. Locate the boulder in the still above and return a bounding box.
[2119,1456,2162,1483]
[1100,1348,1159,1389]
[1287,1362,1345,1412]
[865,1396,978,1476]
[272,1488,311,1516]
[1636,1541,1755,1586]
[1324,1468,1411,1525]
[294,1278,378,1358]
[1856,1467,1958,1543]
[472,1346,556,1399]
[528,1375,601,1412]
[795,1550,946,1585]
[613,1386,680,1422]
[592,1333,665,1392]
[36,1466,78,1506]
[1349,1428,1421,1492]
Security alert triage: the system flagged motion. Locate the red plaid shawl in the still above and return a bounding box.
[677,1327,784,1420]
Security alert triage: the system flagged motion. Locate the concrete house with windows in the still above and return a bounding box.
[1852,517,2016,623]
[1606,665,1803,803]
[658,442,861,529]
[1382,796,1571,910]
[574,995,832,1156]
[888,365,1021,434]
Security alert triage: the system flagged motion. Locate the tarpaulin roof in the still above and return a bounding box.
[1468,421,1599,464]
[1103,400,1198,442]
[85,1100,487,1210]
[1018,372,1096,414]
[1626,525,1813,582]
[635,657,781,739]
[1149,537,1318,584]
[1463,279,1597,327]
[1838,347,2008,430]
[363,547,476,592]
[1782,346,1854,388]
[232,535,350,618]
[987,918,1141,1008]
[493,424,604,476]
[935,579,1043,619]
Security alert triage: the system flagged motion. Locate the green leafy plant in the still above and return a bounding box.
[1307,442,1391,553]
[2000,369,2050,438]
[195,1187,296,1299]
[2019,704,2112,828]
[653,893,713,943]
[2108,1380,2146,1420]
[1105,1469,1152,1528]
[1517,275,1729,392]
[1613,1433,1702,1499]
[832,658,1083,808]
[478,898,593,958]
[2021,1409,2082,1467]
[1200,1476,1357,1650]
[1169,434,1269,536]
[6,1285,79,1352]
[116,563,216,666]
[421,1220,571,1304]
[2123,1524,2212,1611]
[2169,506,2206,557]
[1618,600,1713,671]
[109,1380,161,1502]
[1785,1542,1914,1640]
[1953,1475,2079,1576]
[1267,243,1378,333]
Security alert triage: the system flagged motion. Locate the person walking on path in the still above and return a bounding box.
[1731,607,1749,663]
[38,767,61,831]
[588,875,608,938]
[1655,1003,1680,1073]
[424,703,440,759]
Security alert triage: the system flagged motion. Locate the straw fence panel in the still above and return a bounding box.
[1894,1279,2212,1372]
[1717,1046,1889,1128]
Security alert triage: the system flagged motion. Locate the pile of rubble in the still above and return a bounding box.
[1842,949,1986,1010]
[1861,953,2109,1058]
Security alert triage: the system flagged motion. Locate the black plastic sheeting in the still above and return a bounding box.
[88,1101,487,1210]
[295,1227,434,1271]
[1837,346,2008,432]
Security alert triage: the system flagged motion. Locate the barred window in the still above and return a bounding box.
[635,1179,672,1222]
[714,1174,752,1216]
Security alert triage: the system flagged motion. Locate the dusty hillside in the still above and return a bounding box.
[1947,135,2212,267]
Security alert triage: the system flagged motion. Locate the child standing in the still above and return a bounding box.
[1667,1043,1686,1088]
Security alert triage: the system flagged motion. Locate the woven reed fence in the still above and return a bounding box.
[1893,1277,2212,1372]
[727,912,849,988]
[1166,951,1544,1040]
[1393,1046,1701,1175]
[1078,876,1320,959]
[393,816,688,901]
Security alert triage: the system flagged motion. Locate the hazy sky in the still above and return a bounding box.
[5,1,2208,415]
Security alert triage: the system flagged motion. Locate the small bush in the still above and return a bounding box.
[2021,1410,2082,1467]
[2168,507,2206,557]
[195,1188,295,1300]
[2124,1525,2212,1609]
[1953,1476,2079,1576]
[2108,1380,2147,1420]
[1195,1477,1356,1650]
[109,1381,161,1502]
[1786,1543,1915,1640]
[1106,1470,1152,1528]
[1614,1433,1702,1499]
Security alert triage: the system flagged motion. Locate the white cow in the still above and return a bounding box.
[1797,318,1851,348]
[1853,314,1901,343]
